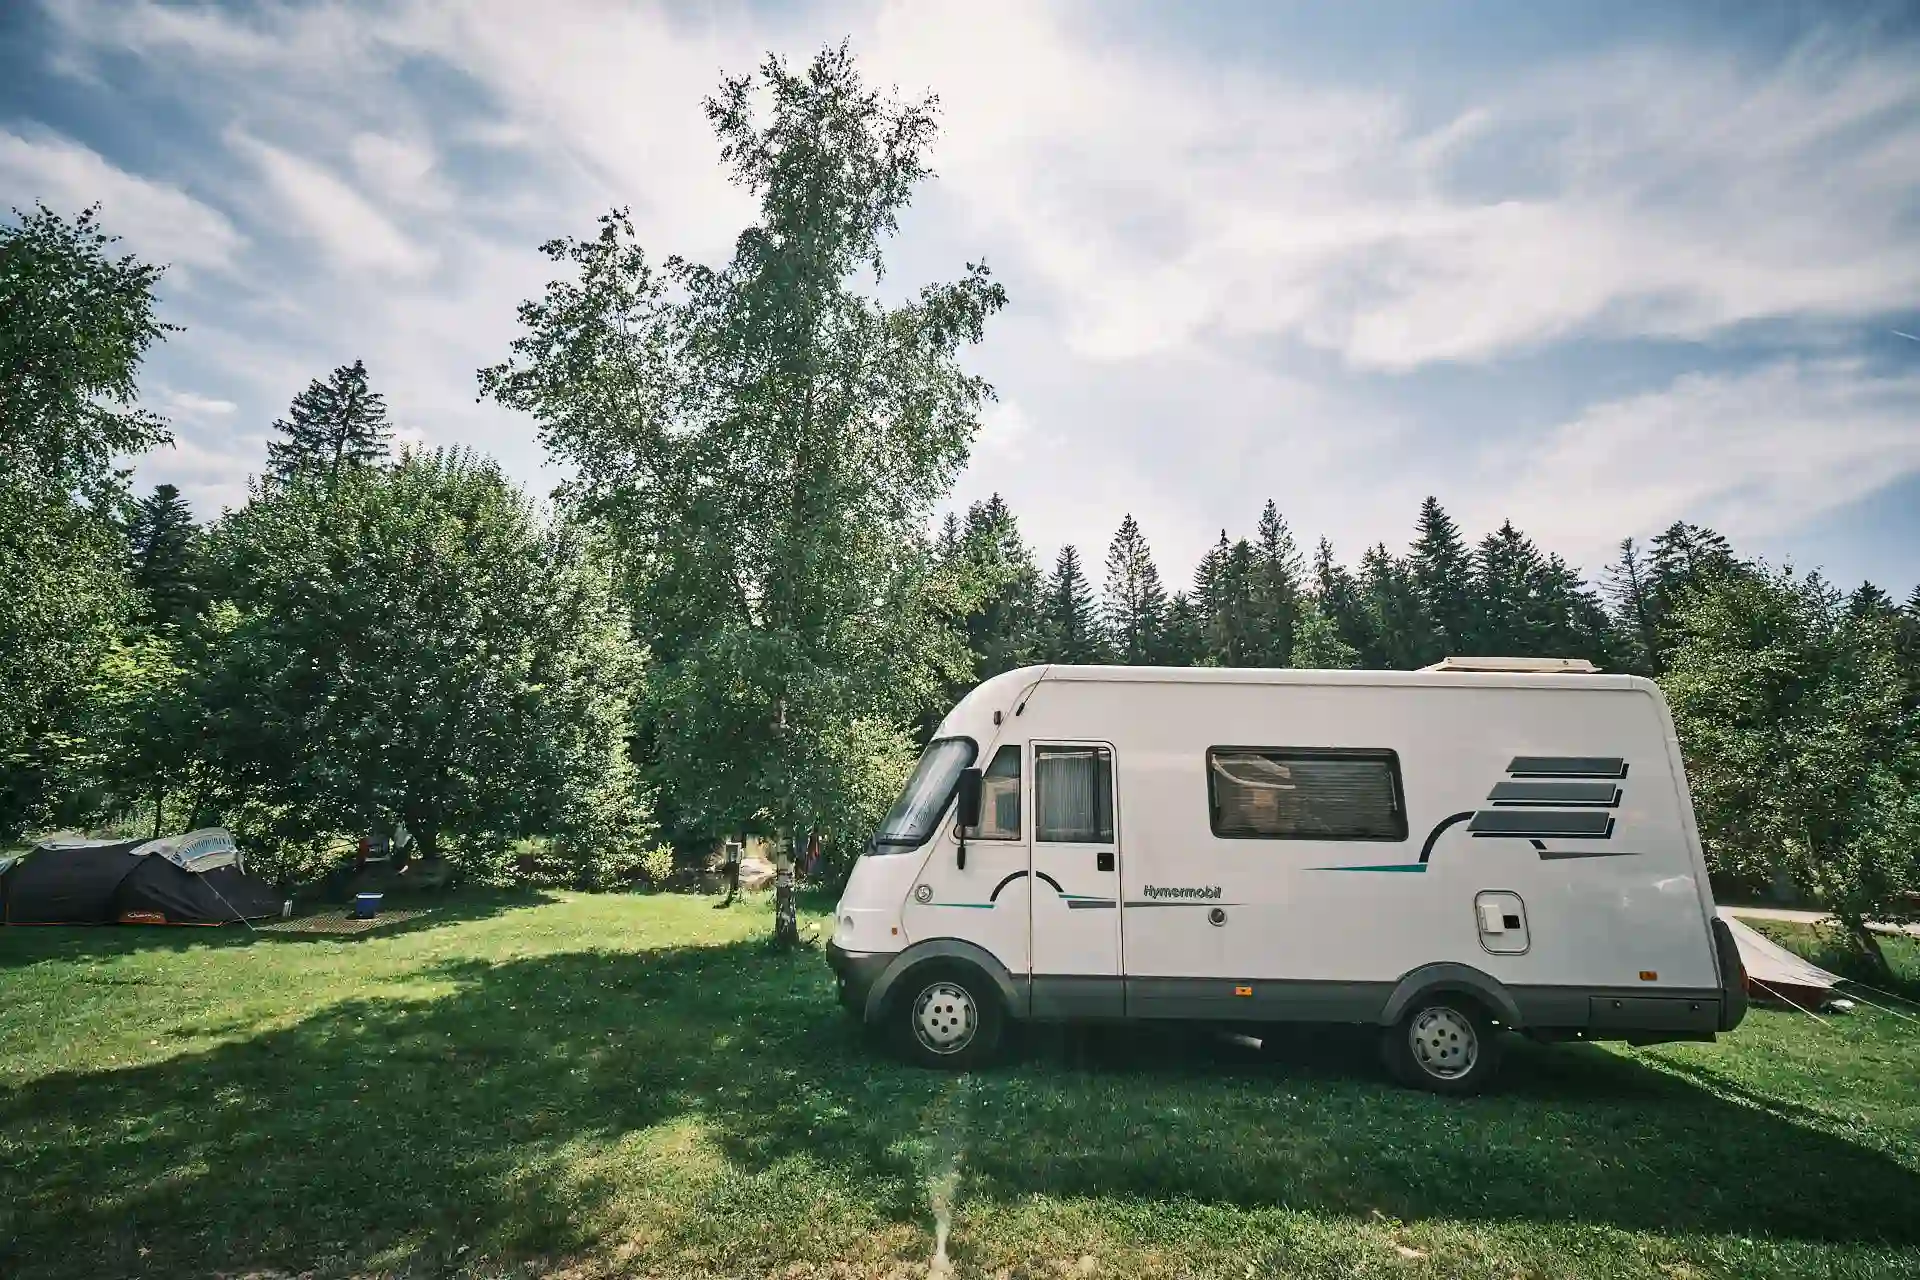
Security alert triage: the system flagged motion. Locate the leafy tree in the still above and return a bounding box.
[1,204,173,837]
[1040,544,1108,663]
[1292,599,1360,668]
[1102,513,1168,664]
[60,631,194,838]
[1409,496,1475,661]
[1,203,174,500]
[480,45,1005,932]
[1250,500,1305,667]
[0,485,132,837]
[127,483,202,627]
[265,359,393,483]
[198,450,653,887]
[1664,566,1919,980]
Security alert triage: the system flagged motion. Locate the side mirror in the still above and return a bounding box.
[955,767,984,829]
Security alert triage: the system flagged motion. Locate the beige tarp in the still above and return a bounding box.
[1717,908,1844,1003]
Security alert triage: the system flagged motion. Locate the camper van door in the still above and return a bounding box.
[1028,742,1123,1016]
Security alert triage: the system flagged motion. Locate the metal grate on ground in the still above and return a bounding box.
[255,908,430,936]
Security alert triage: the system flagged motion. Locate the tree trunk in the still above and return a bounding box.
[773,835,798,947]
[1835,913,1897,986]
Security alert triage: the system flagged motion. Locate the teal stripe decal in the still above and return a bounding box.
[931,902,996,909]
[1311,863,1428,873]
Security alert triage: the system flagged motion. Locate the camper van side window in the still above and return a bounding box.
[1206,748,1407,841]
[1035,745,1115,843]
[965,744,1022,840]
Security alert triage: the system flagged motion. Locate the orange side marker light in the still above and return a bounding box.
[1639,971,1658,981]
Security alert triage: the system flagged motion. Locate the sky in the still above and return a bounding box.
[3,0,1918,596]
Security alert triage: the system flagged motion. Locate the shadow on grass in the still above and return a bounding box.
[0,888,562,969]
[2,939,1917,1278]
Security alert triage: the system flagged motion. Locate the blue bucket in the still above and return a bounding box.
[353,892,383,919]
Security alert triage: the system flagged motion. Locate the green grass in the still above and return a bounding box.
[3,892,1918,1279]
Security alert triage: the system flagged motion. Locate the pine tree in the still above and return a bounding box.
[936,511,963,558]
[956,495,1043,677]
[1848,581,1898,622]
[1192,531,1230,625]
[1314,536,1377,666]
[1161,591,1205,666]
[1409,496,1476,660]
[1475,520,1547,654]
[1102,513,1168,664]
[1205,539,1261,666]
[1642,521,1741,665]
[1251,499,1304,666]
[1602,537,1660,674]
[1897,585,1920,710]
[126,483,201,627]
[1040,544,1108,663]
[266,359,393,483]
[1360,543,1431,669]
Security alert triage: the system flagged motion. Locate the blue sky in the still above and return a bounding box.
[4,0,1918,595]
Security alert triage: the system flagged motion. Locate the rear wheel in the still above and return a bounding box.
[1382,996,1502,1094]
[890,964,1004,1070]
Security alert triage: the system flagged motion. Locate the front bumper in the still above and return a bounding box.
[826,940,895,1021]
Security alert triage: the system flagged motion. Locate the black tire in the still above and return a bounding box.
[888,962,1004,1070]
[1381,994,1503,1094]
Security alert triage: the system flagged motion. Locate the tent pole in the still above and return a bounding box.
[197,871,260,934]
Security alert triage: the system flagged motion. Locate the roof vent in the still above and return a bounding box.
[1419,656,1600,674]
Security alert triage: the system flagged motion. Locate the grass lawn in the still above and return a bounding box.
[3,893,1918,1279]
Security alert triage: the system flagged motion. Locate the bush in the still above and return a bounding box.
[638,843,674,888]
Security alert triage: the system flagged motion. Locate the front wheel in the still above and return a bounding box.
[890,964,1004,1070]
[1382,996,1502,1094]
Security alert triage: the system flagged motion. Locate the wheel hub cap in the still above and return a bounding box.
[1409,1006,1478,1080]
[912,981,977,1054]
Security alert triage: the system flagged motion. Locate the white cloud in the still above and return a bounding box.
[230,131,435,277]
[134,428,266,517]
[0,128,243,272]
[1485,360,1920,566]
[156,388,238,417]
[31,0,1920,593]
[348,133,449,211]
[867,1,1920,370]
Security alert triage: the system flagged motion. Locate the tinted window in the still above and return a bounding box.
[1035,745,1114,843]
[966,744,1022,840]
[1207,748,1406,841]
[873,737,977,851]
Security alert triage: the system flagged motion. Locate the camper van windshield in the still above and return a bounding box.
[872,737,977,851]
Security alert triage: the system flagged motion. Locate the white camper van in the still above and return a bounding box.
[826,660,1748,1092]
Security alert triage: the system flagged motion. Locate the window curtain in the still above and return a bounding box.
[1036,748,1113,842]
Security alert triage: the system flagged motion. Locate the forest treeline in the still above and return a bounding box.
[3,45,1916,966]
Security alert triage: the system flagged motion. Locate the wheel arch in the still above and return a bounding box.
[1381,962,1524,1028]
[863,937,1023,1024]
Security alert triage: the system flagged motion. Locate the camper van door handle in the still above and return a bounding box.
[1096,851,1114,871]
